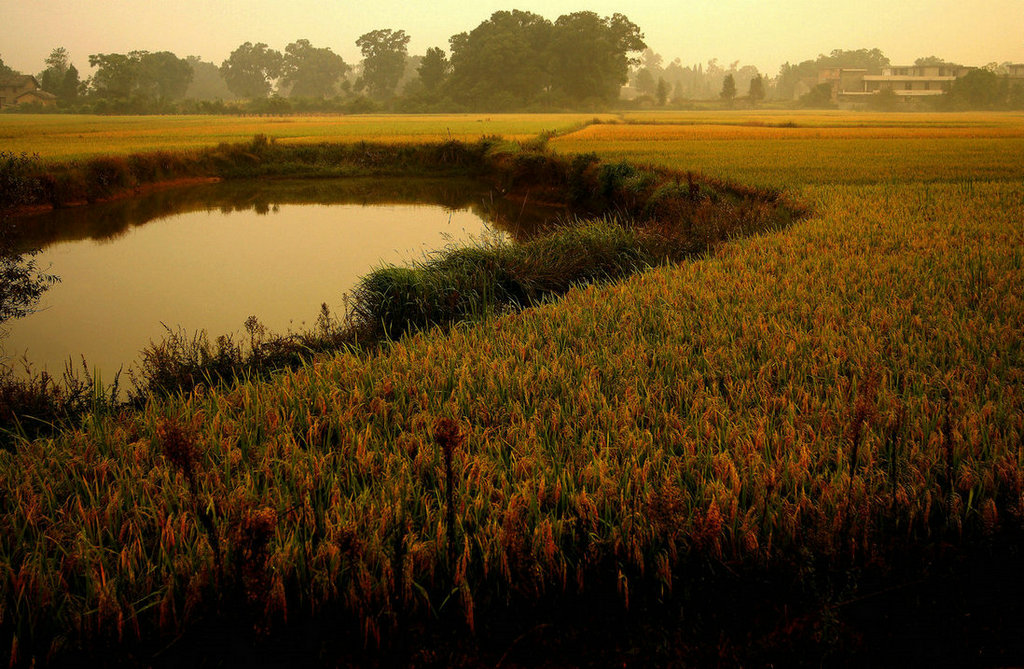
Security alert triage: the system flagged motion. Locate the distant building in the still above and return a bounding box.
[0,75,58,110]
[1008,63,1024,80]
[820,65,973,103]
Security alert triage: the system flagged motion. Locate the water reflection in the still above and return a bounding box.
[1,178,564,379]
[9,177,563,250]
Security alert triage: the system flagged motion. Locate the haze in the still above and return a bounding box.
[2,0,1022,77]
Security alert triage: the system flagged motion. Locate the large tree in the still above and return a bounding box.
[356,29,410,100]
[448,10,553,108]
[280,39,348,98]
[60,64,80,103]
[39,47,70,94]
[88,51,192,103]
[220,42,283,99]
[185,57,235,100]
[547,12,645,104]
[88,52,140,99]
[948,69,1002,109]
[137,51,193,102]
[417,47,449,92]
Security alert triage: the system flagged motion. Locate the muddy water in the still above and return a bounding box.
[2,178,562,380]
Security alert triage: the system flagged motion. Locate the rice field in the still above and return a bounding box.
[552,111,1024,188]
[2,111,1023,664]
[0,113,614,162]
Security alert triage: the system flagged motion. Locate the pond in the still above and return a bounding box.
[1,178,563,381]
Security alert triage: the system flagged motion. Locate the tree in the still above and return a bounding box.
[1,153,58,326]
[356,29,410,100]
[88,52,140,100]
[448,10,553,108]
[747,74,765,105]
[220,42,283,99]
[60,64,80,103]
[634,68,656,96]
[655,77,668,106]
[914,56,961,68]
[87,51,192,105]
[800,82,834,108]
[417,47,450,92]
[546,11,646,104]
[0,55,17,77]
[948,69,1001,109]
[137,51,193,102]
[280,39,348,98]
[777,48,889,99]
[39,47,70,94]
[185,57,235,100]
[720,73,736,105]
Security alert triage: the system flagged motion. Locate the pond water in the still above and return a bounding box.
[1,178,562,381]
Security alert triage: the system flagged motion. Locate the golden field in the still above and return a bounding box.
[0,113,614,161]
[2,111,1023,663]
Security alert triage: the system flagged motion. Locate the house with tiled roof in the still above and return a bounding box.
[0,75,58,109]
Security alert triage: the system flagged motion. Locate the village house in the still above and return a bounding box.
[819,65,972,104]
[0,75,58,110]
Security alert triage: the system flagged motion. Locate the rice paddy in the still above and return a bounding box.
[0,113,614,162]
[2,111,1023,665]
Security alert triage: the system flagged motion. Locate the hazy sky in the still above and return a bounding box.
[2,0,1022,77]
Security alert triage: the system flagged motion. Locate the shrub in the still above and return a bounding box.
[83,156,131,202]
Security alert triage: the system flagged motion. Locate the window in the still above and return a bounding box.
[905,82,912,90]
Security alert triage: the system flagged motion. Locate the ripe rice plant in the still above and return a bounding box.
[1,111,1023,664]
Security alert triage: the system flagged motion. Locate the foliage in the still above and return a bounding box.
[748,74,765,105]
[547,12,646,104]
[799,83,835,108]
[448,10,552,108]
[777,47,889,99]
[448,10,644,109]
[38,47,69,97]
[280,39,349,99]
[86,50,193,106]
[0,54,17,77]
[417,47,450,92]
[655,77,668,106]
[945,68,1022,110]
[356,29,411,100]
[868,88,899,111]
[720,73,736,105]
[136,51,194,102]
[220,42,283,99]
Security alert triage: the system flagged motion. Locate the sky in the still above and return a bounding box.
[2,0,1022,77]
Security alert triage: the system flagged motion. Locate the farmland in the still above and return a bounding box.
[2,111,1023,665]
[0,113,614,162]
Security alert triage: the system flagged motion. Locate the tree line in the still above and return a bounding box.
[3,21,1023,113]
[1,10,644,114]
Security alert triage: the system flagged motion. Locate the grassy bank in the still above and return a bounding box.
[2,112,1023,665]
[2,138,800,443]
